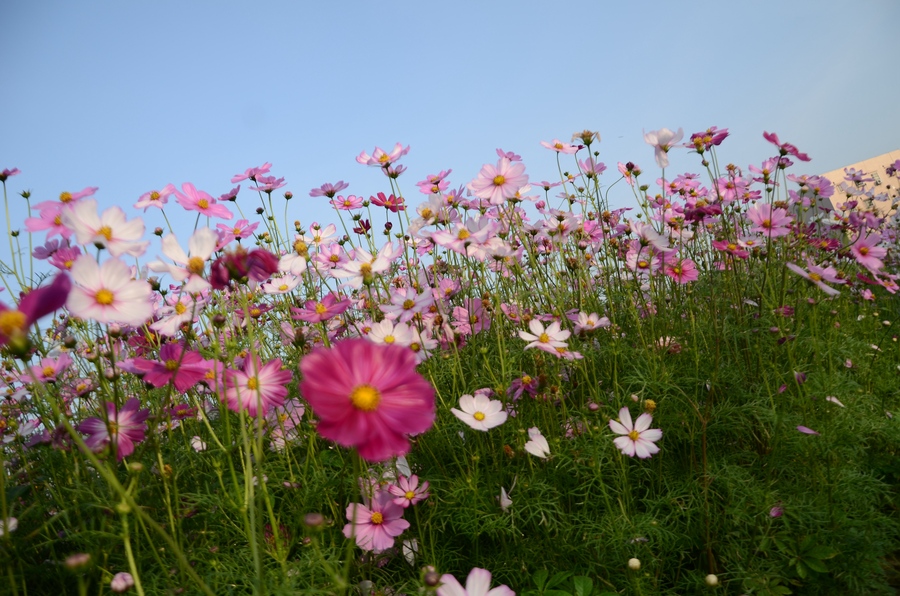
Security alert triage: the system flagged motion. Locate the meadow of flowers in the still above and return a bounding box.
[1,129,899,595]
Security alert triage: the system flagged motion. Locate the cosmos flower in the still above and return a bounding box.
[609,406,662,459]
[299,339,435,462]
[451,392,507,431]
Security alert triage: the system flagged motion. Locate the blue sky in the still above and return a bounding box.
[2,0,899,274]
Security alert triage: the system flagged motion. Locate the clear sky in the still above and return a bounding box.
[2,0,899,271]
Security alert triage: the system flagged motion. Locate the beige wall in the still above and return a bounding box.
[821,150,900,218]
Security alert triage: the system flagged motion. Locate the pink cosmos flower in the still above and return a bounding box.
[388,474,430,508]
[174,182,233,220]
[540,139,579,154]
[356,143,410,167]
[343,489,409,552]
[643,127,684,168]
[0,273,70,349]
[309,181,350,198]
[130,343,209,393]
[468,157,529,205]
[437,567,515,596]
[134,184,176,211]
[609,406,662,459]
[850,233,887,272]
[231,162,272,183]
[67,255,152,327]
[291,292,351,323]
[746,203,793,238]
[78,397,150,461]
[763,131,811,162]
[785,261,845,296]
[223,355,292,417]
[299,339,435,462]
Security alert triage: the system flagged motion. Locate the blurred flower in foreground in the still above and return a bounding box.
[437,567,515,596]
[609,406,662,459]
[0,273,70,352]
[299,339,435,462]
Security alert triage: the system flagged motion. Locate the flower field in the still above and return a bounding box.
[1,129,899,595]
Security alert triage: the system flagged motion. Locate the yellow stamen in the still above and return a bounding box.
[349,384,381,412]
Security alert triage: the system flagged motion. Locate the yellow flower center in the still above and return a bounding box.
[187,256,205,275]
[628,430,640,441]
[0,310,27,336]
[349,384,381,412]
[370,511,384,524]
[493,175,506,186]
[473,411,485,421]
[95,289,115,305]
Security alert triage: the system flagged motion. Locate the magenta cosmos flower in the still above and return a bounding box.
[299,339,436,462]
[0,273,70,349]
[609,406,662,459]
[79,397,150,461]
[343,489,409,552]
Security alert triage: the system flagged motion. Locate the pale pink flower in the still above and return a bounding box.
[437,567,514,596]
[524,427,550,458]
[540,139,578,154]
[644,127,684,168]
[66,256,152,326]
[174,182,233,220]
[609,406,662,459]
[468,157,529,205]
[356,143,410,167]
[343,489,409,552]
[134,184,176,211]
[61,198,149,257]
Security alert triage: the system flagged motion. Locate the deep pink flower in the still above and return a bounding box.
[0,273,70,349]
[130,343,209,393]
[343,489,409,552]
[763,131,811,162]
[223,355,292,417]
[299,339,436,462]
[78,397,149,461]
